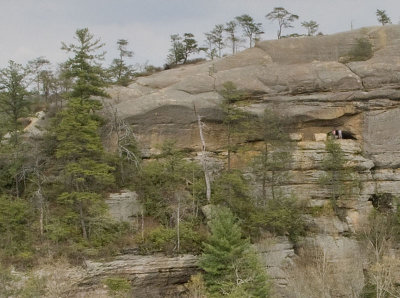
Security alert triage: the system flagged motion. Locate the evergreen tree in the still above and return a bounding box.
[167,33,199,65]
[235,15,264,48]
[301,20,319,36]
[376,9,391,26]
[218,81,251,171]
[204,32,218,60]
[212,170,258,236]
[224,20,240,54]
[319,138,356,214]
[266,7,299,39]
[61,28,109,103]
[54,28,114,240]
[167,34,185,65]
[0,60,30,143]
[109,39,136,86]
[27,56,51,96]
[136,141,205,225]
[204,24,225,59]
[0,196,34,260]
[252,109,293,201]
[39,69,56,103]
[55,98,114,240]
[199,206,269,297]
[0,60,31,196]
[182,33,199,63]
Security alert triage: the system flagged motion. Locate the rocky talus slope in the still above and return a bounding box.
[75,25,400,297]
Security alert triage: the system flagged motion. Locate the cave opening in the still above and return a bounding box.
[327,130,357,140]
[369,193,393,213]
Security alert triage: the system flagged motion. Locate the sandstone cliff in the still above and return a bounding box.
[95,25,400,297]
[105,24,400,229]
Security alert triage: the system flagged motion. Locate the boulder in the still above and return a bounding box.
[106,191,142,222]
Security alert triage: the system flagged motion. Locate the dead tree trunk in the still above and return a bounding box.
[194,104,211,203]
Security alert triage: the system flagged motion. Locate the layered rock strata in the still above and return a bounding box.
[98,25,400,297]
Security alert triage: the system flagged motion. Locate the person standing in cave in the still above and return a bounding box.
[332,129,343,139]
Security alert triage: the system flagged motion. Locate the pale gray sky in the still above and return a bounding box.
[0,0,399,69]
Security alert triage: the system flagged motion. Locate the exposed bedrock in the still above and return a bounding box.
[99,25,400,297]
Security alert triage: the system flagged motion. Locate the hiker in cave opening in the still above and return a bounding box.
[328,129,357,140]
[332,129,342,139]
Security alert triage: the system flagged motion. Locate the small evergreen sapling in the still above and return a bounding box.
[199,206,269,297]
[319,138,356,215]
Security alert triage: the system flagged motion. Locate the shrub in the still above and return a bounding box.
[212,170,257,234]
[103,277,131,297]
[185,274,207,297]
[319,138,357,217]
[252,196,306,242]
[135,142,206,225]
[137,221,207,254]
[138,226,176,254]
[342,38,373,62]
[0,196,34,263]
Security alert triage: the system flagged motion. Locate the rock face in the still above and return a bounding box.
[101,25,400,296]
[106,190,142,222]
[106,25,400,157]
[74,255,198,297]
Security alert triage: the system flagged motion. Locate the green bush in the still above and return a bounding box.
[103,277,131,297]
[135,142,206,225]
[212,170,257,234]
[252,196,306,242]
[319,138,357,217]
[0,196,34,263]
[178,221,207,254]
[347,38,373,62]
[360,282,376,298]
[139,226,176,253]
[138,221,207,254]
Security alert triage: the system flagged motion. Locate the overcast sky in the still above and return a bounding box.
[1,0,399,69]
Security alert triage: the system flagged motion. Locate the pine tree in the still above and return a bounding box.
[224,20,240,54]
[199,206,269,297]
[55,98,114,240]
[0,61,31,197]
[376,9,391,26]
[54,28,114,240]
[266,7,299,39]
[204,25,225,59]
[218,81,251,171]
[0,61,30,144]
[235,14,264,48]
[61,28,109,104]
[167,34,185,65]
[252,109,293,201]
[319,138,356,214]
[301,20,319,36]
[109,39,136,86]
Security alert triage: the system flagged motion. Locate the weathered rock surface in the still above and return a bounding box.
[104,25,400,165]
[256,237,295,288]
[74,254,198,297]
[106,190,142,222]
[99,25,400,297]
[103,25,400,215]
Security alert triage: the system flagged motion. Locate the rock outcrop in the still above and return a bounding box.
[100,25,400,296]
[74,255,198,297]
[106,190,142,223]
